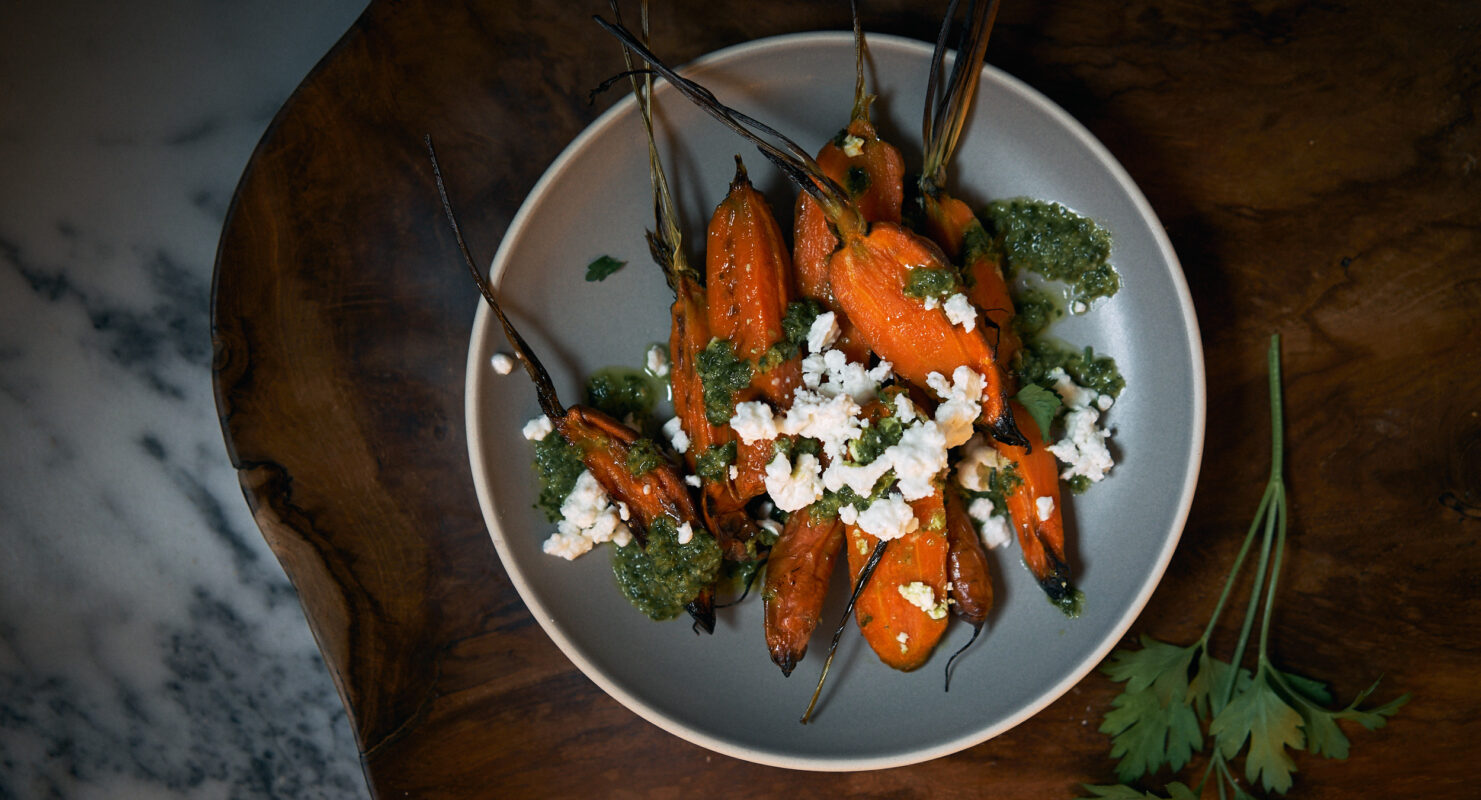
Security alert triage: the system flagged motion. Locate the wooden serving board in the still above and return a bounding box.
[212,1,1480,796]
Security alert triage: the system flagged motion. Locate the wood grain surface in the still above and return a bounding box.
[211,0,1480,796]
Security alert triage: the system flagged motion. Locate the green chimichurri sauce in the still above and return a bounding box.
[532,431,584,522]
[986,198,1119,303]
[624,438,667,477]
[585,367,660,427]
[903,267,962,301]
[848,415,904,466]
[611,516,722,620]
[1015,338,1125,399]
[761,299,823,370]
[696,338,754,425]
[1011,286,1063,338]
[695,441,737,482]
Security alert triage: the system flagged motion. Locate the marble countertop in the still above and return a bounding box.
[1,1,369,796]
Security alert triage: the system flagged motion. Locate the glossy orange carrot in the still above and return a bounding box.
[944,488,993,629]
[826,222,1026,447]
[593,18,1026,449]
[706,157,802,406]
[792,6,903,363]
[763,506,846,676]
[428,134,720,629]
[913,0,1020,363]
[995,400,1079,615]
[615,20,765,564]
[842,490,951,671]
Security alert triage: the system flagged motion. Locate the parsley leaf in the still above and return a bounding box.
[1088,336,1408,798]
[585,254,626,282]
[1014,382,1061,441]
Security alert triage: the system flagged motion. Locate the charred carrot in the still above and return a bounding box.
[942,487,993,688]
[995,400,1079,615]
[428,133,721,630]
[614,12,767,563]
[763,506,846,676]
[792,2,903,363]
[706,156,802,406]
[842,489,951,671]
[593,16,1027,449]
[912,0,1020,362]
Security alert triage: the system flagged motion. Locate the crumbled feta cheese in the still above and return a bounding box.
[967,496,1013,549]
[542,470,634,560]
[807,311,841,353]
[661,416,690,454]
[1072,300,1088,314]
[1049,367,1098,411]
[616,501,630,521]
[728,465,739,480]
[778,390,863,460]
[676,521,694,545]
[729,401,780,444]
[897,631,910,653]
[922,295,940,311]
[645,345,670,377]
[897,581,950,619]
[841,134,865,157]
[855,492,919,541]
[893,392,918,422]
[765,452,825,512]
[839,504,860,527]
[954,435,1006,493]
[685,474,702,488]
[927,366,986,448]
[522,416,554,442]
[1097,394,1114,411]
[1036,495,1055,522]
[1049,406,1115,484]
[491,353,516,374]
[942,293,977,332]
[888,422,949,501]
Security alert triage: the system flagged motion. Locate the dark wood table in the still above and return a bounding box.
[212,1,1480,796]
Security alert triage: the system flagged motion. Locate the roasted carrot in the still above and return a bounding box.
[942,486,993,688]
[706,156,802,406]
[592,18,1026,450]
[792,3,903,363]
[995,400,1079,615]
[842,490,951,671]
[763,506,846,676]
[913,0,1019,362]
[613,12,767,564]
[428,133,721,629]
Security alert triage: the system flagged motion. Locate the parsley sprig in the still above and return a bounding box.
[1083,335,1408,799]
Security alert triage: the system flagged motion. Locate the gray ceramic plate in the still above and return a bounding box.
[466,32,1203,770]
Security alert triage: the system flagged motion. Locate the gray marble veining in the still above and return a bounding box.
[1,1,369,796]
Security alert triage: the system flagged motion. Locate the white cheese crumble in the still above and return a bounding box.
[807,310,841,353]
[855,492,919,541]
[967,496,1013,549]
[542,470,634,560]
[764,452,825,512]
[1072,300,1088,314]
[491,353,516,374]
[522,416,554,442]
[922,295,940,311]
[897,631,910,653]
[645,345,670,377]
[676,521,694,545]
[1036,495,1056,522]
[661,416,690,454]
[942,293,977,332]
[927,366,986,448]
[728,465,739,480]
[1045,368,1115,484]
[897,581,950,619]
[841,134,865,157]
[684,474,702,488]
[729,401,780,444]
[954,434,1006,493]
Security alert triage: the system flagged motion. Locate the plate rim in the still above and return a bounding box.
[465,29,1205,771]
